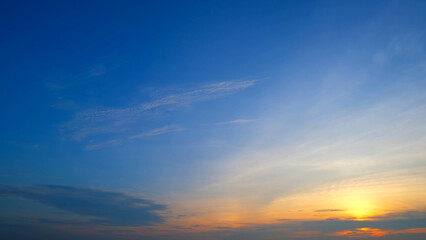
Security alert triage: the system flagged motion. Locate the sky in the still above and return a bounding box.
[1,0,426,239]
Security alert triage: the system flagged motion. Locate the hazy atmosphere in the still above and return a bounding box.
[1,1,426,239]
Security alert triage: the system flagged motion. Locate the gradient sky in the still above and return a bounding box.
[1,1,426,239]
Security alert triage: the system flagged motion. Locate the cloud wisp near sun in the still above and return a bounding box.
[0,1,425,240]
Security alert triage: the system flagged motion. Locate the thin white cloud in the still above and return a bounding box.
[89,65,107,77]
[130,126,184,139]
[45,65,109,92]
[85,139,122,151]
[64,80,257,140]
[372,51,387,66]
[51,100,77,110]
[213,119,255,125]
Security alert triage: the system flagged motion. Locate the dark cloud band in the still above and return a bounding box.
[0,184,166,226]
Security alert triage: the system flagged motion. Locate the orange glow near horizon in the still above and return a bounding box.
[331,227,426,238]
[162,169,426,233]
[332,228,388,237]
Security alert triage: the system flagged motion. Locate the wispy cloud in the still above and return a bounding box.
[84,126,184,150]
[89,65,107,77]
[85,139,122,151]
[50,100,77,110]
[130,126,184,139]
[45,65,108,92]
[213,119,255,125]
[64,80,257,140]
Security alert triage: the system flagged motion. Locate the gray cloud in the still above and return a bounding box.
[0,185,166,226]
[370,211,426,220]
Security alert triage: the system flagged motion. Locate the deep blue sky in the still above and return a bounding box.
[1,1,426,239]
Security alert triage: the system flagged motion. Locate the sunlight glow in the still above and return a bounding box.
[344,197,376,220]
